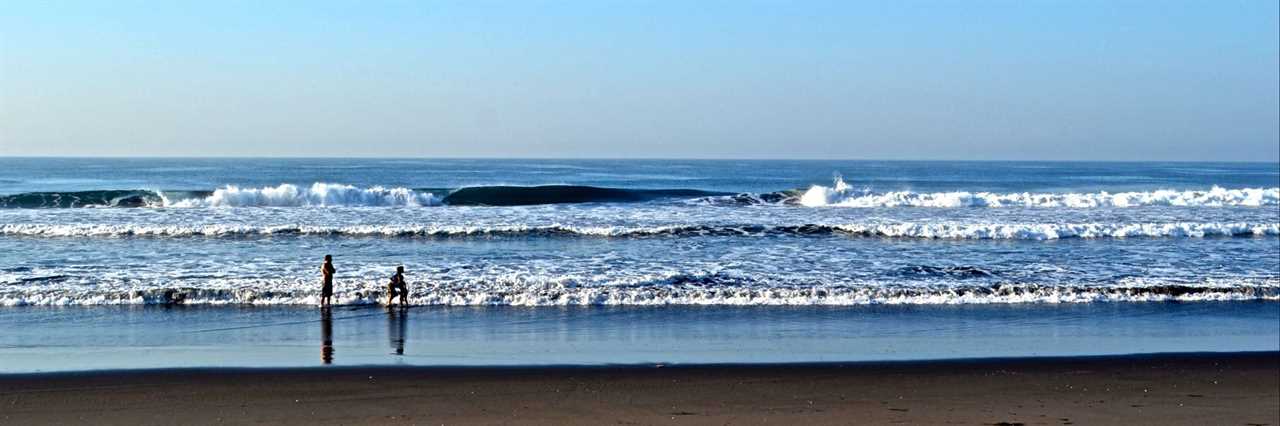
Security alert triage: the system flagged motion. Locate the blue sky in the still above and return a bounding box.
[1,1,1277,160]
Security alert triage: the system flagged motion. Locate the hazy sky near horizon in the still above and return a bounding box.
[1,1,1277,161]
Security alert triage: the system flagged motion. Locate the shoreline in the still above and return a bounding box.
[3,351,1276,425]
[3,350,1275,377]
[3,302,1277,373]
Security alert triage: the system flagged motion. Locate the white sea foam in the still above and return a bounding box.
[0,275,1275,306]
[831,222,1280,240]
[165,183,442,207]
[799,177,1280,208]
[2,222,1275,239]
[0,223,697,238]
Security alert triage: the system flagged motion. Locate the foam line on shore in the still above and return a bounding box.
[2,276,1275,306]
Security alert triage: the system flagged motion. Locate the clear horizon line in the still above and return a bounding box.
[1,154,1277,164]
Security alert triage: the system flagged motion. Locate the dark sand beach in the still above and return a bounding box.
[1,352,1275,425]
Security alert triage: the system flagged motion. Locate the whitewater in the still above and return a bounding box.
[3,180,1278,209]
[2,221,1276,239]
[798,177,1279,208]
[3,275,1276,307]
[1,159,1276,307]
[166,183,443,207]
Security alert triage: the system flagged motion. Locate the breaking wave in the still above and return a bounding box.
[0,184,726,208]
[167,183,442,207]
[3,179,1277,209]
[2,222,1275,239]
[0,190,168,208]
[1,275,1275,306]
[799,176,1279,208]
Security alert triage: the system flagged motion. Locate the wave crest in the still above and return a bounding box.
[799,177,1279,208]
[1,184,726,208]
[0,190,164,208]
[167,183,442,207]
[3,180,1277,209]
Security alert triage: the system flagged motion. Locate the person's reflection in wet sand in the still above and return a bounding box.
[321,307,334,364]
[388,307,407,356]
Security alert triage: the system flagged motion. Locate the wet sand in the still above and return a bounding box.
[1,352,1276,425]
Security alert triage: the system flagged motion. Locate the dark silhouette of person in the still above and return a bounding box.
[320,255,336,307]
[387,265,408,306]
[321,307,334,364]
[388,308,407,356]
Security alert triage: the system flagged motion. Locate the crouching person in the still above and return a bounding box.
[387,266,408,307]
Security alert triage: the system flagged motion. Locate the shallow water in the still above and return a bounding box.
[0,302,1275,373]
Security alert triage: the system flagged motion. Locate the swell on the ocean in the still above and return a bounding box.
[0,190,169,208]
[2,180,1277,209]
[440,185,725,206]
[0,183,728,208]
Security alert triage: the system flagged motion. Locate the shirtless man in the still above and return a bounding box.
[320,255,335,307]
[387,265,408,307]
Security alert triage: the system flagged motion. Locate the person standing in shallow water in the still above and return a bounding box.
[320,255,336,307]
[387,265,408,307]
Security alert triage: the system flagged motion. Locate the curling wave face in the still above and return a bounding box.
[0,190,168,208]
[3,180,1278,209]
[0,183,729,208]
[165,183,443,207]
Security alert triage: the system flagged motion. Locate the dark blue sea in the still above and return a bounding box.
[0,158,1276,371]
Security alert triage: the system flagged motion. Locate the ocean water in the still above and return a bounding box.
[0,158,1277,371]
[1,303,1276,372]
[2,158,1277,307]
